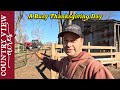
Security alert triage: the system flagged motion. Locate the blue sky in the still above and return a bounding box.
[18,11,120,44]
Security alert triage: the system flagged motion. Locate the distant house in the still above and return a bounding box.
[63,19,120,52]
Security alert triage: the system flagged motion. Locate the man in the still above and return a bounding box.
[36,24,114,79]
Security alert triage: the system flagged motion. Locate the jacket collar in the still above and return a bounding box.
[67,51,92,62]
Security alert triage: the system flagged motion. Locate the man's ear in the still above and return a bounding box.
[80,38,84,45]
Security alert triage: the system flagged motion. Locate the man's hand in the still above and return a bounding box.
[35,51,45,60]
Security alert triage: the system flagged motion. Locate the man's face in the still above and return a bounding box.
[63,32,84,58]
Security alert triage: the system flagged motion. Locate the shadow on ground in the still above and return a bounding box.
[35,62,49,79]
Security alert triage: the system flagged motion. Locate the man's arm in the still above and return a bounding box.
[35,51,61,72]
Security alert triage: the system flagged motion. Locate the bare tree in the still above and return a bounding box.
[15,11,26,44]
[58,11,63,44]
[31,27,44,42]
[15,11,24,31]
[68,11,76,25]
[22,34,29,43]
[58,11,76,44]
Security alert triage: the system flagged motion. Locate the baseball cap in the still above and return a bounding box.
[58,24,83,38]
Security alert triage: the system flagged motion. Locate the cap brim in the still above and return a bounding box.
[58,32,65,38]
[58,31,80,38]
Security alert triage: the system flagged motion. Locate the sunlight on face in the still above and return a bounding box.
[63,32,84,58]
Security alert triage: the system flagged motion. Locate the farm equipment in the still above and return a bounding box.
[24,39,42,49]
[31,39,42,49]
[24,42,32,49]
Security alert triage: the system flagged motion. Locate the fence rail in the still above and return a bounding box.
[52,42,117,60]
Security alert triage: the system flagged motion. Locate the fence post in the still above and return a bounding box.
[17,44,20,53]
[116,41,118,52]
[110,46,113,58]
[88,42,90,53]
[51,43,57,79]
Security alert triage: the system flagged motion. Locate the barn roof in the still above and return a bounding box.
[81,19,120,23]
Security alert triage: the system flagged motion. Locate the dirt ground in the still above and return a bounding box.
[105,65,120,79]
[15,51,51,79]
[15,50,120,79]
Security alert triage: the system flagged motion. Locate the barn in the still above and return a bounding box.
[63,19,120,52]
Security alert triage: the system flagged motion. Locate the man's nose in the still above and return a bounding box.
[66,42,72,47]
